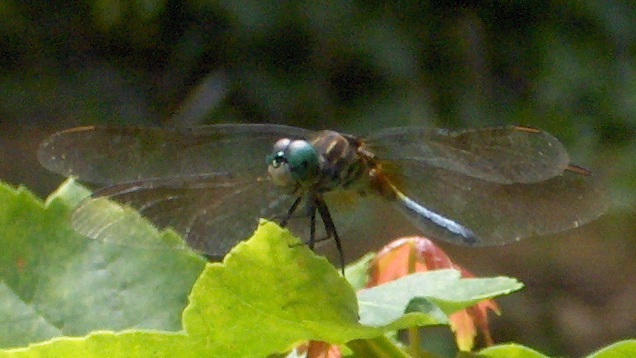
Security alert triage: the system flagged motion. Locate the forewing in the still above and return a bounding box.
[38,124,314,185]
[71,174,300,258]
[366,126,571,184]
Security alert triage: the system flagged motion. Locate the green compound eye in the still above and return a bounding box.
[266,138,320,187]
[285,139,320,181]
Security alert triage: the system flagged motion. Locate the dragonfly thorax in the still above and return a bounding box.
[309,130,370,192]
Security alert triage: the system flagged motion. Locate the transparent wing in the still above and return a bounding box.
[382,160,609,246]
[366,126,571,184]
[38,124,314,185]
[314,189,411,263]
[71,174,300,258]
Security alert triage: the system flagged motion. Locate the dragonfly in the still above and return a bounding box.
[38,124,608,268]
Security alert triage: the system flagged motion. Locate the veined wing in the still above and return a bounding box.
[366,126,571,184]
[381,159,609,246]
[38,124,314,185]
[71,174,300,258]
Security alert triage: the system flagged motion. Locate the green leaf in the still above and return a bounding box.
[478,340,636,358]
[0,212,524,358]
[357,270,522,327]
[478,344,548,358]
[45,178,91,208]
[182,220,361,354]
[347,336,412,358]
[343,252,375,291]
[585,339,636,358]
[0,180,206,349]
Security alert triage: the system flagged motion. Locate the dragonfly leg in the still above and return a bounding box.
[281,193,345,274]
[314,195,345,274]
[282,194,320,252]
[280,196,303,227]
[309,199,317,250]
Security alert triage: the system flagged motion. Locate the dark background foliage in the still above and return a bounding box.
[1,0,634,355]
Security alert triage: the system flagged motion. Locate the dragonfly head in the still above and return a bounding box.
[266,138,320,187]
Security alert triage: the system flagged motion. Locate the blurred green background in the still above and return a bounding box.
[0,0,634,355]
